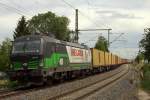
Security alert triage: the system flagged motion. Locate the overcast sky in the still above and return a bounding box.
[0,0,149,59]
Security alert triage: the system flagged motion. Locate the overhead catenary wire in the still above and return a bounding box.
[60,0,108,28]
[78,11,100,28]
[87,0,90,14]
[82,33,102,44]
[110,33,125,44]
[60,0,111,45]
[0,2,30,17]
[6,0,29,14]
[61,0,76,10]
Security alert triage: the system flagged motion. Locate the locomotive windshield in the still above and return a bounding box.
[12,40,41,54]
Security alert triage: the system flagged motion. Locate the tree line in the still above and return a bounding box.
[136,28,150,63]
[14,11,70,41]
[0,11,108,71]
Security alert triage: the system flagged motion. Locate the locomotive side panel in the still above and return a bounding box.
[66,46,91,69]
[43,43,68,69]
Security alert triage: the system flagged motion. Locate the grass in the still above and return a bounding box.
[0,79,9,90]
[0,80,8,85]
[0,74,18,90]
[0,80,18,90]
[140,64,150,92]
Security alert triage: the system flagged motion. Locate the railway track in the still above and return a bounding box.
[0,87,33,99]
[0,64,129,100]
[0,90,20,98]
[0,86,22,98]
[51,64,129,100]
[0,85,49,99]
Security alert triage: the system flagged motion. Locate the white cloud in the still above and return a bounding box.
[110,47,139,59]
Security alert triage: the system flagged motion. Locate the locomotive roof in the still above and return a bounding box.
[14,35,89,49]
[43,36,88,49]
[14,35,41,42]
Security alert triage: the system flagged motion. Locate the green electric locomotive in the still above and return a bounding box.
[9,35,91,85]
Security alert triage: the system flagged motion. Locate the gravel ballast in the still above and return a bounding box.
[82,65,139,100]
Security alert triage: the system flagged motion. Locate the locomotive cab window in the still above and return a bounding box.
[44,42,55,57]
[55,44,66,53]
[12,40,41,54]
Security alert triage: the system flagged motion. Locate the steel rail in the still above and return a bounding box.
[76,66,129,100]
[50,65,128,100]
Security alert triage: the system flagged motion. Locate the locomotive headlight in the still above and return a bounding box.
[23,63,27,66]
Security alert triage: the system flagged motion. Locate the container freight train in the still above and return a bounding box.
[8,35,127,85]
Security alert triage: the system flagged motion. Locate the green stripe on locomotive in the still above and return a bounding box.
[13,60,40,70]
[12,52,67,70]
[12,52,89,70]
[43,53,69,68]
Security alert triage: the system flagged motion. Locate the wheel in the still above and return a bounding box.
[45,77,53,86]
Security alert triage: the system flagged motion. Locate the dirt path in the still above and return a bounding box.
[138,89,150,100]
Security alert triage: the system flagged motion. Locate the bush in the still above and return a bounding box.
[0,38,12,71]
[0,80,18,89]
[141,64,150,92]
[0,72,18,90]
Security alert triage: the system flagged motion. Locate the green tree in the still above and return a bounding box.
[0,38,12,71]
[28,11,71,41]
[140,28,150,62]
[95,36,109,52]
[13,16,30,39]
[135,52,144,63]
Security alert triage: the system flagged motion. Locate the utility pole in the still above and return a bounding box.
[75,9,79,43]
[108,29,111,46]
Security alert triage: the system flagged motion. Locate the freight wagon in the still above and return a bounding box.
[8,35,127,85]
